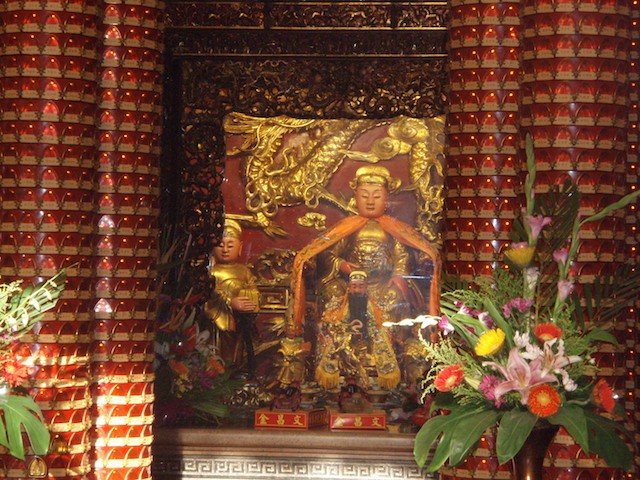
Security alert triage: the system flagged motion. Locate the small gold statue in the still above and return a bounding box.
[205,219,260,375]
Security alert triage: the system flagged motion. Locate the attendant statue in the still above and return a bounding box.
[288,165,440,389]
[205,219,260,375]
[315,270,400,389]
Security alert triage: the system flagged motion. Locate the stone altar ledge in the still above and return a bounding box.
[153,427,434,480]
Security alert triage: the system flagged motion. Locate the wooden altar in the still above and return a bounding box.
[152,428,435,480]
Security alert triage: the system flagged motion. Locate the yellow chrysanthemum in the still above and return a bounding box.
[474,328,506,357]
[504,245,535,268]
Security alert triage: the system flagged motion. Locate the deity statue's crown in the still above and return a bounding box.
[349,270,368,281]
[350,165,401,193]
[222,218,243,238]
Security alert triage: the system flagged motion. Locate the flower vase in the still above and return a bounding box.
[511,423,559,480]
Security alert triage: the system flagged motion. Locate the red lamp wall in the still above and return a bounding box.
[0,1,164,479]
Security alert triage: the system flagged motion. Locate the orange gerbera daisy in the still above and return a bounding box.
[534,323,563,343]
[592,379,616,413]
[0,354,30,388]
[434,364,464,392]
[527,384,561,417]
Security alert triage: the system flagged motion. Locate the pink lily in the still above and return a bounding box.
[557,279,574,302]
[525,214,552,241]
[484,348,557,404]
[539,339,581,391]
[553,247,569,265]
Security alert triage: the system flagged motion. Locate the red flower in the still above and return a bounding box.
[527,384,561,417]
[534,323,563,343]
[1,355,30,388]
[434,365,464,392]
[592,379,616,413]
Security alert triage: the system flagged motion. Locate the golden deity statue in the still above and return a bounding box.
[205,219,260,374]
[288,166,441,390]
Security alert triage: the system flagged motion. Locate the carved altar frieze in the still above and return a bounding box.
[165,2,265,28]
[181,59,448,120]
[165,1,448,30]
[165,30,447,57]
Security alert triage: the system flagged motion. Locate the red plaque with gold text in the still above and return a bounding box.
[328,410,387,430]
[254,409,327,429]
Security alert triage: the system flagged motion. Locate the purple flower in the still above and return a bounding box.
[557,279,574,302]
[478,312,494,329]
[438,315,455,336]
[502,298,534,317]
[525,214,552,241]
[479,375,504,407]
[455,301,482,317]
[553,248,569,265]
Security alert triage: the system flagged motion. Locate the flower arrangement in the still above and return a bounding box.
[154,231,240,425]
[414,137,638,473]
[0,271,65,460]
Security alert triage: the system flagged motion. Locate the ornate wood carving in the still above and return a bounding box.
[166,1,448,30]
[162,1,449,290]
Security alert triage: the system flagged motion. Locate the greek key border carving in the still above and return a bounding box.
[154,455,434,480]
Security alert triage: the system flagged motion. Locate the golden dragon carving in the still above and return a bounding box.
[223,113,445,241]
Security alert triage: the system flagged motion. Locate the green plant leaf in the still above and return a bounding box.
[0,393,50,460]
[448,410,500,466]
[580,189,640,224]
[432,392,457,411]
[584,328,618,346]
[570,290,585,329]
[548,404,589,454]
[583,411,633,470]
[496,410,538,464]
[414,413,452,468]
[584,284,594,323]
[414,405,494,472]
[483,298,513,348]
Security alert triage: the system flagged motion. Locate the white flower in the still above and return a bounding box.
[560,371,577,391]
[514,331,531,349]
[524,267,540,295]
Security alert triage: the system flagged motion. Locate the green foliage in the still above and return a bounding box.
[495,410,538,464]
[583,410,634,470]
[414,400,499,472]
[0,271,65,460]
[0,393,50,460]
[571,264,640,328]
[0,271,66,348]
